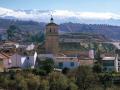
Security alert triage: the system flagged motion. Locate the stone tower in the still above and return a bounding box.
[45,17,59,54]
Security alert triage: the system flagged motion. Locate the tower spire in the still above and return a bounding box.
[50,15,54,23]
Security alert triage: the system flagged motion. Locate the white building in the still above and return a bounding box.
[55,56,80,69]
[37,54,80,69]
[37,54,54,60]
[2,52,37,69]
[102,57,115,72]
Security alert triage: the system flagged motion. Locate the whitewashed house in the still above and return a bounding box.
[102,54,120,72]
[37,54,80,69]
[21,52,37,69]
[55,56,80,69]
[1,52,37,70]
[102,57,115,72]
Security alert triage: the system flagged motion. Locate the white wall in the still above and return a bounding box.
[4,52,37,69]
[55,61,80,69]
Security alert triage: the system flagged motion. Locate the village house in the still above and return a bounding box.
[102,56,116,72]
[55,56,79,69]
[37,52,94,69]
[0,40,38,71]
[0,51,37,71]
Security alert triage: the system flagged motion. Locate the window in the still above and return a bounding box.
[27,57,29,60]
[103,60,114,66]
[50,28,51,32]
[118,62,120,66]
[118,68,120,71]
[59,62,63,68]
[109,68,112,71]
[54,29,56,32]
[70,62,74,67]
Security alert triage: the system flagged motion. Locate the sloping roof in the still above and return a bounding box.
[79,60,94,66]
[0,53,11,59]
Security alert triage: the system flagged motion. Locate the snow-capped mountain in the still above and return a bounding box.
[0,7,120,25]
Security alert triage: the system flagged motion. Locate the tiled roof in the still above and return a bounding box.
[0,53,11,59]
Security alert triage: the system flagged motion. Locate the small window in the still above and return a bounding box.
[50,28,51,32]
[70,62,74,67]
[118,62,120,66]
[118,68,120,71]
[59,62,63,68]
[27,57,29,60]
[109,68,112,71]
[54,29,56,32]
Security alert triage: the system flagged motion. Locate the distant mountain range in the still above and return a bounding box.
[1,7,120,25]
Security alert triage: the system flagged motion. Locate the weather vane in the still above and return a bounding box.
[48,10,54,23]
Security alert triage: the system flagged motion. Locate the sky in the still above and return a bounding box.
[0,0,119,13]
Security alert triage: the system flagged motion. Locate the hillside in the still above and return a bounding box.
[60,23,120,40]
[0,19,120,40]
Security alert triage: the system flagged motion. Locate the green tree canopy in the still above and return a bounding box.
[7,25,18,40]
[35,57,54,75]
[75,66,98,90]
[49,72,68,90]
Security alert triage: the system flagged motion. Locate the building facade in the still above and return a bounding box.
[55,56,80,69]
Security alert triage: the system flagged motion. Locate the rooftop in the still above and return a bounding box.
[46,22,58,26]
[102,57,116,60]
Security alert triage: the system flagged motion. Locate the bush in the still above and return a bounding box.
[76,66,98,90]
[39,79,49,90]
[49,72,68,90]
[93,63,102,73]
[62,67,70,75]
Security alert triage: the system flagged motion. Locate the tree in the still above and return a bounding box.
[16,72,40,90]
[30,32,45,43]
[15,73,28,90]
[16,79,28,90]
[67,82,78,90]
[95,49,102,63]
[7,25,17,40]
[93,62,103,73]
[7,80,16,90]
[75,66,98,90]
[32,68,47,76]
[35,57,54,74]
[99,73,113,90]
[25,73,40,90]
[62,67,70,75]
[42,58,54,74]
[38,79,49,90]
[0,76,9,89]
[49,72,68,90]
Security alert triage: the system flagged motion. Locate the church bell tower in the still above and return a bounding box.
[45,16,59,54]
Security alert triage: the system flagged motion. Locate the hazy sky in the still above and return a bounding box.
[0,0,119,12]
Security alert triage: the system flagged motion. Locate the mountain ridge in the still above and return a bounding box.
[0,18,120,40]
